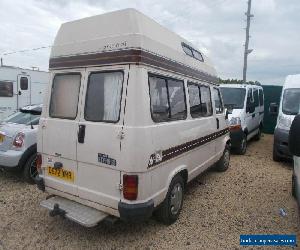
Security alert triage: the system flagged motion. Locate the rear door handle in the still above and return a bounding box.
[78,124,86,143]
[216,118,220,129]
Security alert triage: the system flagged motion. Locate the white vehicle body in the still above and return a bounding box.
[37,9,230,226]
[0,66,49,121]
[219,84,264,153]
[273,74,300,160]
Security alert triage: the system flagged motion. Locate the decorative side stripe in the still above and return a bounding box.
[148,128,229,168]
[49,49,218,84]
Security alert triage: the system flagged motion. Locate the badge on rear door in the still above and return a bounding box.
[98,153,117,166]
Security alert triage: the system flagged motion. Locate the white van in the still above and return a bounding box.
[35,9,230,227]
[219,84,264,154]
[272,74,300,161]
[0,65,49,121]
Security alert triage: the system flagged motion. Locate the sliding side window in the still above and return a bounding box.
[49,73,81,119]
[85,71,123,123]
[149,75,186,122]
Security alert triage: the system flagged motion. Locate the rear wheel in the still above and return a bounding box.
[236,134,247,155]
[23,153,37,184]
[215,145,230,172]
[155,175,184,225]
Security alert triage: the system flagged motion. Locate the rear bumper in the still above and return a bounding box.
[229,127,244,148]
[118,200,154,222]
[274,128,292,159]
[0,149,24,168]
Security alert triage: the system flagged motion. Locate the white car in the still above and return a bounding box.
[290,114,300,205]
[0,104,42,183]
[220,84,264,154]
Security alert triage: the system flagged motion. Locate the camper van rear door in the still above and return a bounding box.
[76,66,129,209]
[42,70,84,196]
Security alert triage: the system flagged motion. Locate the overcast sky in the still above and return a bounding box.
[0,0,299,85]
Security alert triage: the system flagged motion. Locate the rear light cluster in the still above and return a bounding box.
[123,175,138,200]
[12,132,25,148]
[36,153,42,173]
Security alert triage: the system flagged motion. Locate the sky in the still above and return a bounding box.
[0,0,299,85]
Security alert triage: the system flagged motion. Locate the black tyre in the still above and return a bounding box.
[273,145,281,162]
[292,173,296,198]
[236,134,247,155]
[23,153,38,184]
[254,127,262,141]
[155,175,184,225]
[215,145,230,172]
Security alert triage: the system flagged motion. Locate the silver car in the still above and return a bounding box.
[0,104,42,183]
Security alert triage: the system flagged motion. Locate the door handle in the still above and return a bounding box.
[216,118,220,129]
[78,124,86,143]
[252,113,255,118]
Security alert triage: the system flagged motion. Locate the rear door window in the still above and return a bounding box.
[20,77,28,90]
[84,71,123,122]
[0,81,13,97]
[49,73,81,119]
[253,89,259,107]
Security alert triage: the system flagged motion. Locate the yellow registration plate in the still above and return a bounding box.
[0,134,5,143]
[47,166,74,182]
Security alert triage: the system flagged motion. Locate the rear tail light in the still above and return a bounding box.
[123,175,138,200]
[12,132,25,148]
[36,153,42,173]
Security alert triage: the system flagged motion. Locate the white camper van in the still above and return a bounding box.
[272,74,300,161]
[0,65,49,121]
[36,9,230,226]
[220,84,264,154]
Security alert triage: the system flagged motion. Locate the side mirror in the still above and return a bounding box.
[225,108,230,120]
[289,115,300,157]
[269,103,279,116]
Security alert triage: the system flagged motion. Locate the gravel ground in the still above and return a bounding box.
[0,134,299,250]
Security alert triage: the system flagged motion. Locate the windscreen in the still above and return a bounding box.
[4,111,40,125]
[220,87,246,109]
[282,88,300,115]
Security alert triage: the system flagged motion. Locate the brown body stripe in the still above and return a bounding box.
[148,128,229,168]
[49,49,218,84]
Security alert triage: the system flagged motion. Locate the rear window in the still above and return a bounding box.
[84,71,123,122]
[49,73,81,119]
[0,81,13,97]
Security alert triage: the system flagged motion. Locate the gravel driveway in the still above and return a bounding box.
[0,134,299,250]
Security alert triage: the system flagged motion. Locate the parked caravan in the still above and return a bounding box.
[36,9,230,227]
[0,65,49,121]
[272,74,300,161]
[220,84,264,154]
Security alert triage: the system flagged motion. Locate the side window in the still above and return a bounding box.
[49,73,81,119]
[149,75,186,122]
[0,81,13,97]
[20,77,28,90]
[193,50,204,62]
[213,88,223,114]
[259,89,264,106]
[182,43,193,57]
[200,86,213,116]
[85,71,124,122]
[253,89,259,107]
[188,84,201,118]
[247,88,254,104]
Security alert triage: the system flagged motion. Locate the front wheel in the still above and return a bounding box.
[23,153,38,184]
[236,134,247,155]
[155,175,184,225]
[254,127,262,141]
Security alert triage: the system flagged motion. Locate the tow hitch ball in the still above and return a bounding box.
[49,204,66,217]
